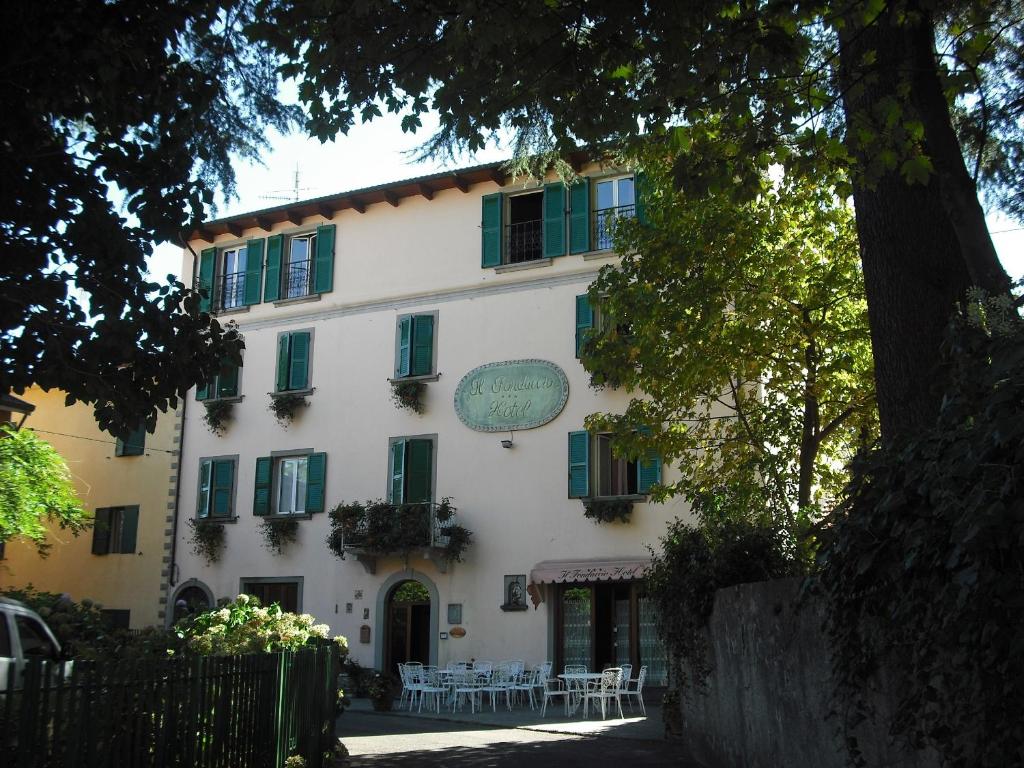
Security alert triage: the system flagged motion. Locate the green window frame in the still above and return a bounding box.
[114,425,146,457]
[265,224,336,301]
[389,437,434,504]
[90,506,139,555]
[198,458,237,519]
[197,358,241,401]
[567,430,661,499]
[253,452,327,516]
[275,330,312,392]
[395,313,436,378]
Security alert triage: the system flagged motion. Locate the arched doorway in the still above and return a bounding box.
[385,579,431,671]
[169,579,214,626]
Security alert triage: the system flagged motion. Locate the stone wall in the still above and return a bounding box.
[673,577,938,768]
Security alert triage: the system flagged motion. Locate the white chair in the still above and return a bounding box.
[583,667,624,720]
[532,661,553,702]
[402,662,425,710]
[480,662,515,711]
[451,668,484,713]
[509,667,538,709]
[417,668,449,714]
[620,665,647,715]
[539,669,571,717]
[618,663,633,696]
[562,664,588,712]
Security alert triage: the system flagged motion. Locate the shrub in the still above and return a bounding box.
[188,518,225,564]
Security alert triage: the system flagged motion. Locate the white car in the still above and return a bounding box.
[0,596,63,691]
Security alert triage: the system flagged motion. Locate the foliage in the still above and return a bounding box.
[582,498,633,525]
[259,517,299,554]
[0,585,181,660]
[188,517,225,565]
[252,0,1020,439]
[175,594,349,657]
[326,497,471,562]
[342,657,372,697]
[0,424,88,554]
[390,379,425,414]
[202,399,235,435]
[817,299,1024,768]
[268,392,308,426]
[584,158,876,530]
[0,0,297,434]
[365,671,399,705]
[645,495,807,696]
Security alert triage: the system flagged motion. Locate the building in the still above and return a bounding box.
[0,386,181,629]
[170,157,690,684]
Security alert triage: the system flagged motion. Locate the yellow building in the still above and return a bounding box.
[0,386,181,629]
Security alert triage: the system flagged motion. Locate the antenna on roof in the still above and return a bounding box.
[260,164,313,203]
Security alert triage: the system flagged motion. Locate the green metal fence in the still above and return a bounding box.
[0,643,339,768]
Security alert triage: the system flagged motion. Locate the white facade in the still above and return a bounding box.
[172,162,692,683]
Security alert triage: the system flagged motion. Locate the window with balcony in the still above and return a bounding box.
[593,176,636,250]
[197,240,264,313]
[219,246,248,309]
[283,233,315,299]
[506,191,544,264]
[263,224,336,302]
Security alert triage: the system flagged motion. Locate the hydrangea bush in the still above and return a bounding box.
[176,594,349,657]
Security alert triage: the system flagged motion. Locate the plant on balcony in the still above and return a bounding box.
[268,391,308,426]
[326,497,470,562]
[390,379,425,414]
[202,399,234,435]
[259,517,299,554]
[187,518,225,564]
[583,497,634,524]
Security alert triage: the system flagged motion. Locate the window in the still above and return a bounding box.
[16,616,57,660]
[114,424,146,457]
[593,175,636,250]
[196,358,241,401]
[575,293,631,359]
[100,609,131,631]
[219,246,248,309]
[480,183,569,267]
[240,579,301,613]
[389,437,434,504]
[263,225,336,302]
[275,330,312,392]
[91,506,139,555]
[253,452,327,516]
[506,191,543,263]
[197,239,264,313]
[567,431,661,499]
[395,314,436,378]
[198,458,236,519]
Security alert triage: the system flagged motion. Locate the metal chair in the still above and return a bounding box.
[620,665,647,715]
[540,668,571,717]
[582,667,624,720]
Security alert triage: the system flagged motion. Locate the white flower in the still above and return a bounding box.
[236,594,250,604]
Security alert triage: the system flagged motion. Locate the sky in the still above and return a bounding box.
[146,112,1024,283]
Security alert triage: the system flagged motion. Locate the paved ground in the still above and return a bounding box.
[337,699,693,767]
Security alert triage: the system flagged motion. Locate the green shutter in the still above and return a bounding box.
[198,247,216,313]
[481,193,503,268]
[637,449,662,495]
[314,224,336,294]
[116,425,145,456]
[212,460,234,517]
[543,182,566,258]
[635,171,650,226]
[568,431,591,498]
[395,316,412,377]
[411,315,434,376]
[305,452,327,513]
[569,181,590,254]
[275,333,291,392]
[390,440,406,504]
[288,331,310,390]
[91,508,111,555]
[198,460,212,518]
[114,436,125,457]
[119,506,139,554]
[196,381,210,401]
[576,294,595,358]
[244,239,265,306]
[406,439,433,504]
[264,234,284,302]
[253,456,272,516]
[217,360,239,399]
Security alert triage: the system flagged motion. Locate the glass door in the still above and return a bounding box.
[560,586,593,669]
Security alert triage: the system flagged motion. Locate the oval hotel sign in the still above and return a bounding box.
[454,359,569,432]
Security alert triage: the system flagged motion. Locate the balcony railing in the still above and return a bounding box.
[506,219,543,263]
[328,500,458,554]
[215,271,247,310]
[283,258,313,299]
[593,204,636,250]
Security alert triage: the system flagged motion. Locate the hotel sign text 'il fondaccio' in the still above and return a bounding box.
[454,359,569,432]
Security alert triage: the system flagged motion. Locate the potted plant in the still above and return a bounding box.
[260,517,299,554]
[187,518,225,564]
[202,399,234,435]
[390,379,425,414]
[366,671,399,711]
[583,497,634,524]
[268,391,309,427]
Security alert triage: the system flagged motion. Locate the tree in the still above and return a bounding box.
[582,157,875,527]
[0,425,88,555]
[252,0,1022,440]
[0,0,297,436]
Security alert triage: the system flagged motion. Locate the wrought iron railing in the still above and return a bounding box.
[330,500,456,553]
[593,203,636,250]
[283,258,312,299]
[506,219,543,263]
[216,271,247,310]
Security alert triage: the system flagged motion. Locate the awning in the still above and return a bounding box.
[529,557,651,585]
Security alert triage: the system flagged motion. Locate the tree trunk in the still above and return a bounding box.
[797,312,818,511]
[838,4,976,441]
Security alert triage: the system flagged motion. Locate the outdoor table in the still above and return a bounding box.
[557,673,604,715]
